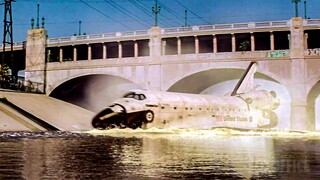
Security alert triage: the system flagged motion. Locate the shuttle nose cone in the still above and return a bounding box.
[92,104,127,129]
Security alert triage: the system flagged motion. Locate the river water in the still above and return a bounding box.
[0,129,320,179]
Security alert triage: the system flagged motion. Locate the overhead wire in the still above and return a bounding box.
[135,0,178,27]
[173,0,211,24]
[19,0,193,28]
[80,0,133,30]
[157,0,185,25]
[128,0,171,27]
[103,0,150,27]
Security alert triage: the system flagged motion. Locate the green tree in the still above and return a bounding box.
[0,64,9,76]
[239,40,250,53]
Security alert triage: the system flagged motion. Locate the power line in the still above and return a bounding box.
[80,0,133,30]
[128,0,153,17]
[104,0,149,27]
[173,0,210,24]
[129,0,167,26]
[158,0,184,24]
[130,0,172,27]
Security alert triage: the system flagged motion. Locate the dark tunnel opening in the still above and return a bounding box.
[50,75,140,112]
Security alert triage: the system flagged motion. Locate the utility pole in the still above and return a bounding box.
[292,0,301,17]
[1,0,15,76]
[184,10,188,27]
[152,0,161,26]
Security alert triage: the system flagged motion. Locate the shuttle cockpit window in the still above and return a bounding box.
[123,92,146,100]
[139,94,146,100]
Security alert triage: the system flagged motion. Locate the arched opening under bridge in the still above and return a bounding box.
[50,74,140,112]
[168,68,291,129]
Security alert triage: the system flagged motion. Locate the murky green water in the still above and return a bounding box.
[0,129,319,179]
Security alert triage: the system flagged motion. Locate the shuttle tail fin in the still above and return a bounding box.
[231,61,257,96]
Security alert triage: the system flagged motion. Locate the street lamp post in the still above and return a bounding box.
[304,0,307,19]
[184,10,188,27]
[292,0,301,17]
[31,18,34,29]
[41,17,45,28]
[78,20,81,36]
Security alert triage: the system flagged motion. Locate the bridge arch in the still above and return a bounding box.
[47,70,141,95]
[49,74,141,112]
[307,80,320,130]
[167,67,291,129]
[167,67,281,93]
[162,60,287,93]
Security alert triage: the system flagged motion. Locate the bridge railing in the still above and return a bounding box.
[47,20,291,44]
[47,30,149,45]
[304,19,320,26]
[2,19,320,49]
[0,41,26,50]
[162,20,289,34]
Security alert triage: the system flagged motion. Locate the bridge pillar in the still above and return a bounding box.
[59,47,63,62]
[195,35,199,54]
[73,46,77,61]
[147,27,162,90]
[103,43,107,59]
[177,37,181,55]
[88,44,92,60]
[213,34,217,53]
[288,17,314,131]
[290,17,304,58]
[25,28,47,93]
[118,42,122,58]
[149,26,161,60]
[250,32,255,51]
[270,31,274,50]
[288,71,314,131]
[231,33,236,52]
[47,49,51,62]
[304,33,308,50]
[161,39,166,55]
[134,41,138,57]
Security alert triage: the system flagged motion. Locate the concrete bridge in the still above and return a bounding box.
[16,17,320,131]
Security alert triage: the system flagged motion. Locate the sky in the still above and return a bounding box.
[1,0,320,42]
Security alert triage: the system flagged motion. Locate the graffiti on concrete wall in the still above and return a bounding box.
[266,51,289,58]
[307,48,320,55]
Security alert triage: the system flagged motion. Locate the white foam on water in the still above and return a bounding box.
[83,127,320,139]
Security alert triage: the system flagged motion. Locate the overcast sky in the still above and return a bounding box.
[1,0,319,42]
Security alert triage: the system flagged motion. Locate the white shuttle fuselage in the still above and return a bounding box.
[92,89,279,130]
[92,61,280,130]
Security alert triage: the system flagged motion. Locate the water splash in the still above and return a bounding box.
[85,127,320,139]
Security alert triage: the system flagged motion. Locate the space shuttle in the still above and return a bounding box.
[92,61,280,130]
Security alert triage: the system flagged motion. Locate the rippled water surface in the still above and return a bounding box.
[0,129,320,179]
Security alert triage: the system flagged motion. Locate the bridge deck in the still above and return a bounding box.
[0,91,95,131]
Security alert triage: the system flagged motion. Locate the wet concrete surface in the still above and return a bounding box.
[0,91,95,131]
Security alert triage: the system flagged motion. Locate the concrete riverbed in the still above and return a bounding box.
[0,90,95,131]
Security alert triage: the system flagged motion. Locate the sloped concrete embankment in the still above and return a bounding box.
[0,91,95,131]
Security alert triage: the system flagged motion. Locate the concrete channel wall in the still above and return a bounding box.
[0,91,95,131]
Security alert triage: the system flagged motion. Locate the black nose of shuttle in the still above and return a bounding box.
[91,104,126,129]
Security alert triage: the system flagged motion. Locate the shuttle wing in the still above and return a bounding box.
[231,61,257,96]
